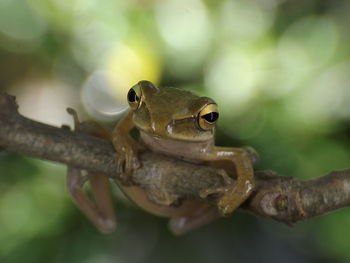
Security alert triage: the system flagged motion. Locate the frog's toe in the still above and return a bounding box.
[116,157,134,186]
[116,157,125,175]
[124,155,134,175]
[217,191,242,216]
[123,147,141,173]
[199,187,225,199]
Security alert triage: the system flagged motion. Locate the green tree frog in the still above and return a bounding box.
[67,81,257,235]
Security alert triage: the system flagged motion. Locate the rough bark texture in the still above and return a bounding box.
[1,92,350,223]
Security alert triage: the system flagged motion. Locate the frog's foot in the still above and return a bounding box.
[217,185,248,216]
[114,141,143,186]
[200,180,254,216]
[199,186,229,199]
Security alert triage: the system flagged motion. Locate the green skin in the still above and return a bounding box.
[68,80,256,235]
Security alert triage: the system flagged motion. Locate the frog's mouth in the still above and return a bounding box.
[139,130,213,161]
[134,123,162,139]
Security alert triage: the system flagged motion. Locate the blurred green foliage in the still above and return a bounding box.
[1,0,350,262]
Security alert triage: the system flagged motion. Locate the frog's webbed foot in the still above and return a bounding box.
[199,170,245,216]
[200,181,254,216]
[112,110,144,186]
[114,139,144,186]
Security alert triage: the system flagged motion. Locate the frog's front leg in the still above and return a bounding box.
[201,147,256,216]
[112,110,143,184]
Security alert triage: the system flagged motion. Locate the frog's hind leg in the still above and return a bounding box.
[168,204,220,235]
[66,108,116,233]
[67,167,116,233]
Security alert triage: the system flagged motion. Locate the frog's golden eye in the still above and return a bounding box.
[127,85,142,109]
[197,104,219,130]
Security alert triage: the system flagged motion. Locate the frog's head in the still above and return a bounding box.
[127,80,219,141]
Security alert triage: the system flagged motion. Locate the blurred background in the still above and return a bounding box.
[1,0,350,262]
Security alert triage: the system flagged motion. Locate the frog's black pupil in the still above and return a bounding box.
[202,112,219,123]
[127,88,139,103]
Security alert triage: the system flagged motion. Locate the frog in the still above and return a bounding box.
[67,80,257,235]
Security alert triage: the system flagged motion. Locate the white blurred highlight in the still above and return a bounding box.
[82,71,129,121]
[9,80,78,126]
[218,0,275,41]
[205,48,266,114]
[156,0,209,51]
[278,16,338,71]
[287,62,350,128]
[72,19,127,71]
[155,0,211,77]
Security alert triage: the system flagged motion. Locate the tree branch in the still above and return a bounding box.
[0,93,349,224]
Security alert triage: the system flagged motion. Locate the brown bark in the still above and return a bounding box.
[0,92,349,223]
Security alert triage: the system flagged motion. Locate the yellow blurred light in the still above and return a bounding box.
[81,38,162,120]
[106,40,162,99]
[72,19,128,71]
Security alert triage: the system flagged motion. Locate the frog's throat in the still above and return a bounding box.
[140,131,214,161]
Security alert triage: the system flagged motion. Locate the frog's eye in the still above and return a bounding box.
[197,104,219,130]
[127,85,142,109]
